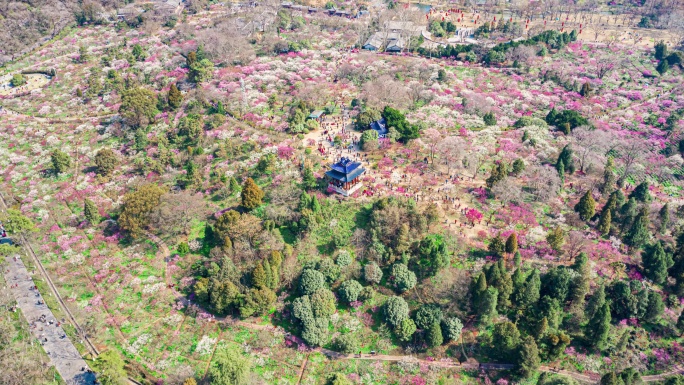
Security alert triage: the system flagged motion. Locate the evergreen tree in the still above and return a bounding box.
[657,59,670,75]
[569,253,590,309]
[516,336,541,378]
[677,311,684,335]
[601,156,617,194]
[586,284,606,320]
[426,322,444,347]
[94,148,118,176]
[168,84,182,109]
[492,321,521,359]
[395,318,417,342]
[479,287,499,325]
[84,199,99,225]
[302,166,318,189]
[629,182,652,202]
[620,198,639,233]
[598,208,612,236]
[520,269,541,308]
[624,208,650,250]
[556,144,576,174]
[51,149,71,174]
[471,271,487,307]
[241,178,264,210]
[546,226,565,253]
[655,40,668,60]
[505,233,518,254]
[600,372,625,385]
[644,291,664,323]
[512,159,525,175]
[575,190,596,221]
[587,303,611,350]
[252,262,267,289]
[558,159,565,186]
[513,251,522,267]
[606,189,624,215]
[659,203,670,234]
[642,242,672,285]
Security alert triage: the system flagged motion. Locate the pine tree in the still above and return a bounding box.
[479,287,498,325]
[535,317,549,340]
[426,322,444,347]
[252,262,267,289]
[506,233,518,254]
[600,372,623,385]
[557,159,565,186]
[587,303,611,350]
[519,269,541,308]
[241,178,264,210]
[556,144,575,174]
[677,311,684,335]
[586,284,606,320]
[516,336,541,378]
[644,291,664,322]
[624,208,650,250]
[168,84,182,110]
[84,199,99,224]
[302,166,317,190]
[546,226,565,253]
[601,157,617,194]
[575,190,596,221]
[263,259,273,290]
[598,208,612,236]
[659,203,670,234]
[642,242,671,285]
[513,251,522,267]
[629,182,652,202]
[395,223,411,255]
[186,51,197,68]
[471,271,487,306]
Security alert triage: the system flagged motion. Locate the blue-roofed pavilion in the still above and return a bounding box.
[325,157,365,196]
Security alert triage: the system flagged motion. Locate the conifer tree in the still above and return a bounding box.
[302,166,317,190]
[580,82,591,97]
[478,287,498,325]
[168,84,182,109]
[471,272,487,306]
[601,156,617,194]
[587,303,611,350]
[659,203,670,234]
[51,149,71,174]
[426,322,444,347]
[644,291,664,322]
[546,226,565,253]
[600,372,623,385]
[677,311,684,335]
[252,262,267,289]
[513,251,522,267]
[505,233,518,254]
[520,269,541,308]
[556,144,575,174]
[642,242,672,285]
[598,208,612,236]
[516,336,541,378]
[624,208,650,250]
[629,181,652,202]
[241,178,264,209]
[558,159,565,186]
[84,199,99,224]
[586,284,606,320]
[575,190,596,221]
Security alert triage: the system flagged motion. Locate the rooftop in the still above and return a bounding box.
[326,157,366,182]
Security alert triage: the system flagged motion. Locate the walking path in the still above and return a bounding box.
[3,255,96,385]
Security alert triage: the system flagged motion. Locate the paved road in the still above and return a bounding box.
[3,255,97,385]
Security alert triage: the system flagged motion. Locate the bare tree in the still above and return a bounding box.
[149,191,208,237]
[526,164,561,202]
[491,179,524,207]
[436,136,466,175]
[572,127,615,173]
[615,137,651,186]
